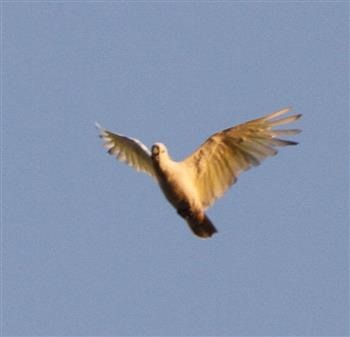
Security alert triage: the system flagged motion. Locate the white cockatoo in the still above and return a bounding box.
[97,107,301,239]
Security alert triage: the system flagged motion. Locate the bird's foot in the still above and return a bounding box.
[177,208,194,219]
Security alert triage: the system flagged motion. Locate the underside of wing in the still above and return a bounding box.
[96,123,156,178]
[183,107,302,209]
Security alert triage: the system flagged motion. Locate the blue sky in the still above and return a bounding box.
[2,2,349,336]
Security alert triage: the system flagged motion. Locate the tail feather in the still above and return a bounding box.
[186,214,217,239]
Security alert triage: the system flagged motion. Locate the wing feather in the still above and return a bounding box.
[183,107,302,209]
[96,123,155,178]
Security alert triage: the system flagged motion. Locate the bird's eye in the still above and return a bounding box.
[152,145,159,156]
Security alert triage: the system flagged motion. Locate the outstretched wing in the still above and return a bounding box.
[96,123,156,178]
[182,107,302,209]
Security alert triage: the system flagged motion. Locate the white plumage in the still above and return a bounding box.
[97,107,302,238]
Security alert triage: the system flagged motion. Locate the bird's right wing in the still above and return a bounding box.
[96,123,156,178]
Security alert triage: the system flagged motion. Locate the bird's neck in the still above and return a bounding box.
[153,154,177,178]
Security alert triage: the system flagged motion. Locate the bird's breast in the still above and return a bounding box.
[153,160,199,210]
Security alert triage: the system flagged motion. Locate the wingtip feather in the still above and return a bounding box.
[269,114,302,127]
[264,107,292,120]
[95,121,103,129]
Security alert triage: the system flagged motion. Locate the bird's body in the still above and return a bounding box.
[150,145,217,237]
[97,107,301,239]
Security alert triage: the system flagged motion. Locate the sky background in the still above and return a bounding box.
[2,2,349,336]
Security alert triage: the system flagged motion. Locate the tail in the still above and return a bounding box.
[186,214,218,239]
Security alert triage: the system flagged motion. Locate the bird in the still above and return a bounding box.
[96,107,301,239]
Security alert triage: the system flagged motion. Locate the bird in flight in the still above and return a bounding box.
[97,107,301,239]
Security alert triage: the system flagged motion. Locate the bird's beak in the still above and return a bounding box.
[152,146,159,156]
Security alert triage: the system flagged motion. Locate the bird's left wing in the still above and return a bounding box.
[96,123,156,178]
[182,107,302,209]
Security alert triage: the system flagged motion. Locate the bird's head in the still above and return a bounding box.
[151,143,168,162]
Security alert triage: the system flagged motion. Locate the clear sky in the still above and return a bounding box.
[2,2,349,336]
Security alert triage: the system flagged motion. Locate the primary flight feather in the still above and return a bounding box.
[97,107,302,239]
